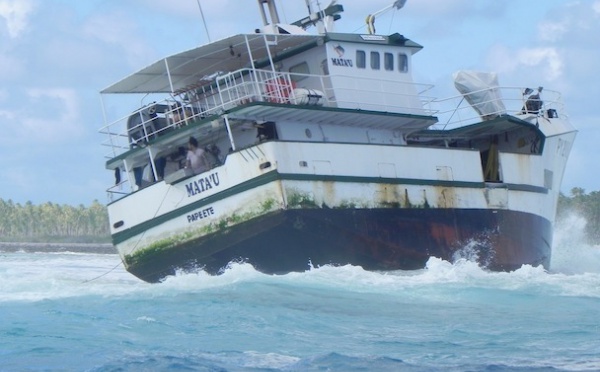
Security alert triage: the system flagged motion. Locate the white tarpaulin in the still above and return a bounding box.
[453,71,506,120]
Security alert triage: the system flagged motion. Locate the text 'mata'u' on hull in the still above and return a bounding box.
[99,1,576,283]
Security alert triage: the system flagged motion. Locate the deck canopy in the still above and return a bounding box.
[101,33,320,94]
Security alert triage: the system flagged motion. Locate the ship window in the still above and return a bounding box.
[398,53,408,72]
[289,62,310,82]
[384,53,394,71]
[356,50,366,68]
[371,51,380,70]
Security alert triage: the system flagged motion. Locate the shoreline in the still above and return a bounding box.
[0,242,116,254]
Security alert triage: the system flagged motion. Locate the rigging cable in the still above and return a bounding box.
[81,261,123,284]
[196,0,211,43]
[82,181,183,284]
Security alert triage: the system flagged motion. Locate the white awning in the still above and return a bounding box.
[101,33,319,94]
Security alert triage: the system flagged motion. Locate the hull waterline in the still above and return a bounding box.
[124,208,551,283]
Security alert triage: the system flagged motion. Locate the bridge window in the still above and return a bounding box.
[356,50,366,68]
[370,51,380,70]
[384,52,394,71]
[398,53,408,72]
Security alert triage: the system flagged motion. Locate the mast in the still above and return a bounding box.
[255,0,344,34]
[293,1,344,34]
[257,0,281,26]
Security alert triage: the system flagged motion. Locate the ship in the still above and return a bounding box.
[99,1,577,283]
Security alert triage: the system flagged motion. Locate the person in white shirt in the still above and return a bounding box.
[186,136,209,174]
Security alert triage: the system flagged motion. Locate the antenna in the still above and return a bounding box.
[196,0,211,42]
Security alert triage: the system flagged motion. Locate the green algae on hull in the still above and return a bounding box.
[124,197,281,268]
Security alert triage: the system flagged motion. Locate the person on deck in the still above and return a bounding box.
[186,136,209,174]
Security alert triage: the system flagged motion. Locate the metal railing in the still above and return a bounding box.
[428,87,567,130]
[99,67,437,159]
[100,67,571,201]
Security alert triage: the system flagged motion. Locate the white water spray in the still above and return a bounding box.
[551,213,600,274]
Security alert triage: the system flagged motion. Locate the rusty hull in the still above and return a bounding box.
[125,208,551,283]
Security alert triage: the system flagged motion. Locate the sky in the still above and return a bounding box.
[0,0,598,206]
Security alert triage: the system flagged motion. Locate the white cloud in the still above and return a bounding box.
[487,45,563,82]
[538,19,570,42]
[486,45,516,72]
[594,1,600,15]
[517,48,563,81]
[0,0,34,38]
[83,12,156,68]
[0,108,14,121]
[4,88,84,144]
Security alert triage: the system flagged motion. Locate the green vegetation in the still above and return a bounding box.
[125,198,281,266]
[557,188,600,244]
[287,192,317,208]
[0,199,110,243]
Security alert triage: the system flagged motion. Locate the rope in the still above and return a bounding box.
[81,261,123,284]
[82,182,178,284]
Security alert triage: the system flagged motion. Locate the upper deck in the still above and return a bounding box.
[99,31,436,160]
[99,5,574,200]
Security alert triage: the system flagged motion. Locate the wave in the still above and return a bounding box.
[0,242,116,254]
[2,256,600,304]
[89,351,410,372]
[2,215,598,372]
[1,212,599,303]
[551,213,600,274]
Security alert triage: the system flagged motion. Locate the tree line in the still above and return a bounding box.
[0,188,598,244]
[0,199,110,243]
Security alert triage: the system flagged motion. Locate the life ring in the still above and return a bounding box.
[265,78,296,103]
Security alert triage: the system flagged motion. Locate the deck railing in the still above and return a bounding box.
[99,68,439,160]
[99,69,326,159]
[99,65,568,163]
[428,87,567,130]
[100,69,570,200]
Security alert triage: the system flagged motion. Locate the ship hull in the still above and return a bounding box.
[124,207,551,283]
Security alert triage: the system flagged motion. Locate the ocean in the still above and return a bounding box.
[1,214,599,371]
